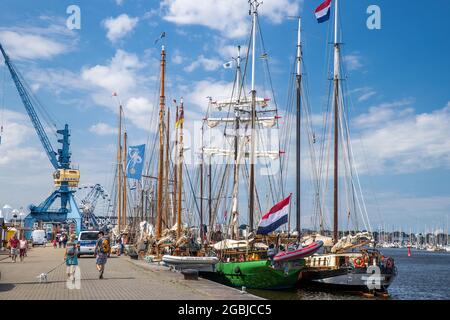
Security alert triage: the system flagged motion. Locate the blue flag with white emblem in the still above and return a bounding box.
[126,144,145,179]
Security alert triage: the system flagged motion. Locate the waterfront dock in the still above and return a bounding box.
[0,246,262,300]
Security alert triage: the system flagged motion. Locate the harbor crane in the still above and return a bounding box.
[0,43,82,236]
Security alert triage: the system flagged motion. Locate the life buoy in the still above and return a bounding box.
[354,257,365,268]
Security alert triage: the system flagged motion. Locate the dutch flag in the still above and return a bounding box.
[315,0,332,23]
[256,193,292,235]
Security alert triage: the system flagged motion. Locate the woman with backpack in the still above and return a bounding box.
[64,234,78,282]
[94,231,110,279]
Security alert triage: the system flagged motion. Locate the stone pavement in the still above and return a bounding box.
[0,246,262,300]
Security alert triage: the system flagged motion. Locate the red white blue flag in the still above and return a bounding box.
[315,0,332,23]
[256,194,292,235]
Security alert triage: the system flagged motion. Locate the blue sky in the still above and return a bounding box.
[0,0,449,233]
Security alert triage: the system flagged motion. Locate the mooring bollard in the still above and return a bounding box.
[181,269,199,280]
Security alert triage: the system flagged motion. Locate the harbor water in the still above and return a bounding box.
[247,248,450,300]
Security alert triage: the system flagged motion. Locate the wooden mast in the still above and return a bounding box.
[295,18,302,239]
[176,98,184,240]
[123,131,128,232]
[156,46,166,240]
[117,105,123,232]
[333,0,340,244]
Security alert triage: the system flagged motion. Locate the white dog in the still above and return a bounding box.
[37,273,48,283]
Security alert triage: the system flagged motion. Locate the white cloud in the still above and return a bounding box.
[185,80,234,112]
[354,98,414,128]
[123,97,155,130]
[217,44,248,59]
[343,53,363,71]
[81,49,142,94]
[0,109,46,167]
[184,55,222,72]
[89,122,117,136]
[80,49,159,130]
[352,101,450,174]
[116,0,124,5]
[102,14,139,43]
[26,67,90,95]
[0,18,77,60]
[172,49,184,64]
[0,30,68,60]
[350,87,377,102]
[160,0,301,39]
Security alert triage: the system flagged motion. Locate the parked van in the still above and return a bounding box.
[77,230,99,257]
[31,229,46,246]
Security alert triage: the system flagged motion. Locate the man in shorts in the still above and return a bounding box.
[8,234,19,263]
[94,231,110,279]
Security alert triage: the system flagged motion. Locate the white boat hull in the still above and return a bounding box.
[162,255,219,272]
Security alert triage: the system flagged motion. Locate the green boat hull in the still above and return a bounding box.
[214,259,305,290]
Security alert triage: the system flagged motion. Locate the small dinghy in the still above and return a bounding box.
[162,255,219,272]
[273,241,323,262]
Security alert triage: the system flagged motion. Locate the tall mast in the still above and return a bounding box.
[176,98,184,240]
[248,0,260,232]
[165,106,170,228]
[117,105,123,232]
[333,0,340,244]
[156,46,166,240]
[296,17,302,239]
[123,131,128,230]
[200,123,204,243]
[173,105,179,226]
[208,155,212,234]
[230,46,241,240]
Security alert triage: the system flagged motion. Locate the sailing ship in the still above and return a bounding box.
[297,0,397,292]
[143,46,220,271]
[201,1,321,290]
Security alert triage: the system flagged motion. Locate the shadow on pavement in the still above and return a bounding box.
[0,283,15,292]
[8,277,136,285]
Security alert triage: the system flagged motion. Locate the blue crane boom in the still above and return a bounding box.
[0,42,82,236]
[0,43,60,170]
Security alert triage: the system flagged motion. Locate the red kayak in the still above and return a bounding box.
[273,241,323,262]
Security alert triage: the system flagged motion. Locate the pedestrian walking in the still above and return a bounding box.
[94,231,110,279]
[64,234,78,283]
[9,233,19,263]
[116,238,122,256]
[19,235,28,262]
[62,234,68,248]
[53,238,57,249]
[58,235,62,248]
